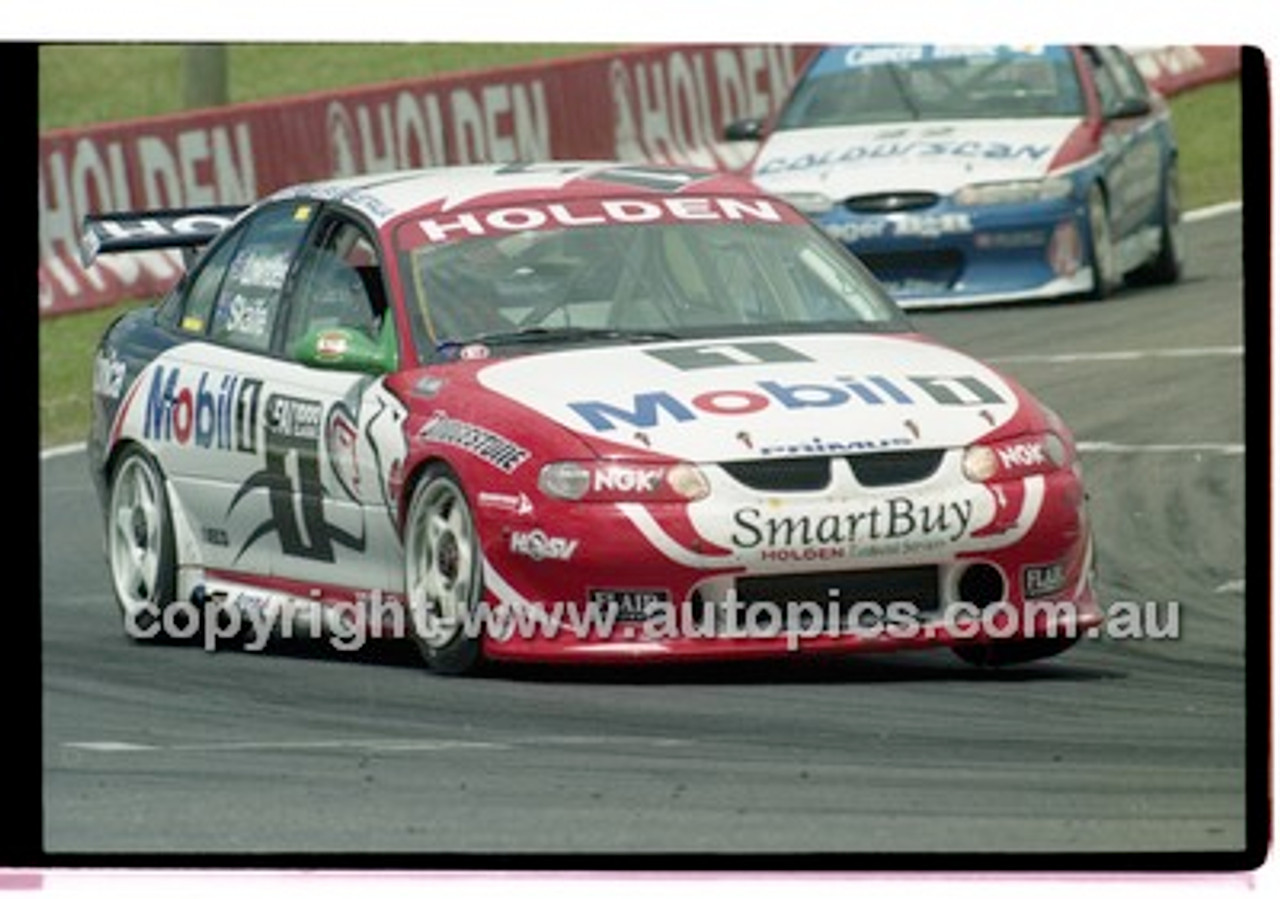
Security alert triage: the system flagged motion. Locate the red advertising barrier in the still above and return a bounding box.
[38,43,1239,319]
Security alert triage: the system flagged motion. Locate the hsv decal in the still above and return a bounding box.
[508,529,579,562]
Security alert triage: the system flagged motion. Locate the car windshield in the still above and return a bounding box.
[395,199,908,363]
[777,45,1085,129]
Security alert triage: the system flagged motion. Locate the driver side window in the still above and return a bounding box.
[284,216,385,351]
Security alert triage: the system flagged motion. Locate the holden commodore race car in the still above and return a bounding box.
[84,161,1101,675]
[725,44,1184,307]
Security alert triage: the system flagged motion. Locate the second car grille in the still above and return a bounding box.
[857,249,965,289]
[843,191,939,213]
[732,565,943,631]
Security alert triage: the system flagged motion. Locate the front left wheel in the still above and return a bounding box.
[403,464,485,675]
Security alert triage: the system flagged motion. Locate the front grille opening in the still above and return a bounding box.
[732,566,942,632]
[847,449,946,487]
[843,192,939,213]
[858,249,964,288]
[721,457,832,492]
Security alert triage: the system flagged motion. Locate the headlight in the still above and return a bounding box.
[962,432,1070,483]
[538,460,709,503]
[953,177,1073,207]
[777,192,835,215]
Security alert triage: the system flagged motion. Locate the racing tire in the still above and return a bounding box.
[1085,184,1120,301]
[951,635,1081,668]
[403,464,485,675]
[106,446,179,641]
[1129,164,1185,287]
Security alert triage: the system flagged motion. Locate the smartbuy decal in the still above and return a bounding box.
[731,496,975,558]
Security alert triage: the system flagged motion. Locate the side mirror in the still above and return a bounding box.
[1105,96,1151,120]
[723,118,765,142]
[292,321,397,375]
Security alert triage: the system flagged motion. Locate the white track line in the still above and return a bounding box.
[62,735,691,754]
[1076,441,1244,455]
[988,345,1243,364]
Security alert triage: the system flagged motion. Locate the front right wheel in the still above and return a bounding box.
[403,464,485,675]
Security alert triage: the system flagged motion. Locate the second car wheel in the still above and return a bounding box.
[1085,184,1121,300]
[403,463,485,675]
[1130,164,1185,286]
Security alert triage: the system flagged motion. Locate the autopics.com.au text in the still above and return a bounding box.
[123,589,1180,654]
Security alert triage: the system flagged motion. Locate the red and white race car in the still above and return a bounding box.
[85,162,1102,674]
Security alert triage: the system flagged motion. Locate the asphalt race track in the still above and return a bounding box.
[40,208,1254,860]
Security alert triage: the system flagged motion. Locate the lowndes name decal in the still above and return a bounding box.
[409,196,793,245]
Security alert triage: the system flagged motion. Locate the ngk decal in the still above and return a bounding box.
[509,529,579,561]
[997,440,1046,470]
[593,465,664,494]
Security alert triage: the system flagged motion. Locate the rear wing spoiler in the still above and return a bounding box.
[79,205,248,269]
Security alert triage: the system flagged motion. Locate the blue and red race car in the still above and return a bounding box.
[84,162,1102,674]
[727,44,1184,307]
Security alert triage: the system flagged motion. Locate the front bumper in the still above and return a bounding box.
[817,197,1095,308]
[474,455,1101,663]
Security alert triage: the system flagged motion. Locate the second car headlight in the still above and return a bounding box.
[776,191,835,215]
[953,176,1073,207]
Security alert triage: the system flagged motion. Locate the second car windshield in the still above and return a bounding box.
[777,45,1086,129]
[397,215,907,363]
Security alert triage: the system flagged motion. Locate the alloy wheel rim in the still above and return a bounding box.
[406,479,477,649]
